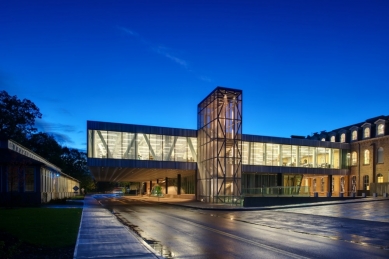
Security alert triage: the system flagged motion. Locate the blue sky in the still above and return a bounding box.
[1,0,388,151]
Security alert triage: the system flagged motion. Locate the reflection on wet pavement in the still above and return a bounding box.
[276,200,389,222]
[207,200,389,249]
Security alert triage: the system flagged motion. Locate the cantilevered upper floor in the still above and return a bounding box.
[87,121,198,181]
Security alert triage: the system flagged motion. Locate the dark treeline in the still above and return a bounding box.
[0,90,95,191]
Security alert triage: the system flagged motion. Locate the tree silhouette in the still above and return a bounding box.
[0,90,42,143]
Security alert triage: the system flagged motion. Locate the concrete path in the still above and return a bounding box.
[73,196,160,259]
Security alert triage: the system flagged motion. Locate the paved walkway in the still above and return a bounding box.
[73,196,160,259]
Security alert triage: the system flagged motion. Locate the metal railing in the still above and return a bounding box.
[242,186,310,197]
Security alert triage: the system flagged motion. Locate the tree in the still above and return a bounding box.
[60,147,95,191]
[0,90,42,143]
[24,132,63,167]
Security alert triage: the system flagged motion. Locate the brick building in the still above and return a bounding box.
[309,115,389,195]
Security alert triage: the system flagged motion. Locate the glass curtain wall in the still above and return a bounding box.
[281,145,298,166]
[242,173,277,194]
[197,88,242,203]
[182,175,195,194]
[242,141,343,169]
[88,130,197,162]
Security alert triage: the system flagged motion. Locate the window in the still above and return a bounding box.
[340,133,346,143]
[7,167,19,192]
[363,175,369,190]
[364,127,370,138]
[299,146,314,167]
[352,130,357,140]
[377,173,383,183]
[330,136,335,142]
[316,147,330,168]
[25,168,35,192]
[377,124,384,135]
[321,138,325,141]
[340,177,345,193]
[281,145,297,167]
[377,147,384,163]
[364,149,370,165]
[320,178,324,192]
[351,152,357,165]
[265,143,280,166]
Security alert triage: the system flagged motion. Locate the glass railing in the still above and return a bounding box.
[213,195,243,206]
[242,186,310,197]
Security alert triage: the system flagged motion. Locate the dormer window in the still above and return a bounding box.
[364,127,370,138]
[330,136,335,142]
[340,133,346,143]
[378,124,384,135]
[352,130,357,141]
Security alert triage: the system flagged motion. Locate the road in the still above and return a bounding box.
[95,195,389,259]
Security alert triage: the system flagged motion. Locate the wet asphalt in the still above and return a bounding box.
[95,195,389,258]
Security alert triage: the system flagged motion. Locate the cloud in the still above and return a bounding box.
[198,75,213,82]
[119,26,213,81]
[35,119,77,133]
[119,27,138,37]
[119,26,191,69]
[57,108,72,116]
[49,132,75,145]
[34,119,78,146]
[153,46,188,68]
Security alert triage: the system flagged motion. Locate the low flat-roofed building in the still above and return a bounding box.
[0,139,80,205]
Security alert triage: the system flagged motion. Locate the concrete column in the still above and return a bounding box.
[165,177,168,194]
[177,174,181,195]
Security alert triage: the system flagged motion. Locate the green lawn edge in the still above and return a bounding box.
[0,208,82,248]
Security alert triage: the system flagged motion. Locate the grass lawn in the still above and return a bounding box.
[0,208,82,248]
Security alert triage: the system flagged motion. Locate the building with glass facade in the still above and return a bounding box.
[87,87,387,203]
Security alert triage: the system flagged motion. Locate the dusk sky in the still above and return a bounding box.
[1,0,388,151]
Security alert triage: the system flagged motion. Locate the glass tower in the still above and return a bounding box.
[197,87,242,203]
